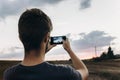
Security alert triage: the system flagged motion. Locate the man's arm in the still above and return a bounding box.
[63,39,89,80]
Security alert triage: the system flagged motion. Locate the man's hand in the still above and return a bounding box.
[45,42,56,53]
[62,38,72,53]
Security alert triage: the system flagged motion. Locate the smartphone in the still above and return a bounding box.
[50,36,66,44]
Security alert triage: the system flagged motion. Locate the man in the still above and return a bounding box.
[4,8,88,80]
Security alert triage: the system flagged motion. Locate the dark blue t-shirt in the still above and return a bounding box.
[4,62,81,80]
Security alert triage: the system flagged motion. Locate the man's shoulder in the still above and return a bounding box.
[4,63,20,74]
[46,62,73,70]
[3,63,21,80]
[47,62,82,80]
[47,62,78,74]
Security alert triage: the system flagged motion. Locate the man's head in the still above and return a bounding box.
[18,8,52,54]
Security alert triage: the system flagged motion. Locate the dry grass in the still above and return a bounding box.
[0,59,120,80]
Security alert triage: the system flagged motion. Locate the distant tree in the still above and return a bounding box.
[91,46,115,61]
[100,52,107,59]
[107,46,114,59]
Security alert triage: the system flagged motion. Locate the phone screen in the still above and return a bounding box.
[50,36,66,44]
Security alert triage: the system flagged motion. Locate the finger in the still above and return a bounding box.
[53,44,57,47]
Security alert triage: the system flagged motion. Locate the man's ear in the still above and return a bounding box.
[44,32,50,43]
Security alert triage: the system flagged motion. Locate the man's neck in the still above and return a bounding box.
[21,50,45,66]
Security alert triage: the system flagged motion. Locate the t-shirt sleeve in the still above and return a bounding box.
[59,65,82,80]
[3,67,10,80]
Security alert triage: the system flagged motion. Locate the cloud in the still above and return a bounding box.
[46,30,116,56]
[46,30,116,55]
[0,0,93,18]
[0,46,24,60]
[71,30,116,50]
[0,0,63,18]
[0,31,116,60]
[0,46,23,54]
[80,0,91,9]
[0,51,24,60]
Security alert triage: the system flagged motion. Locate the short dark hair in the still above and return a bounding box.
[18,8,52,53]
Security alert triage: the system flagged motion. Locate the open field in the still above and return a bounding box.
[0,59,120,80]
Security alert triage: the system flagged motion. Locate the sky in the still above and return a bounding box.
[0,0,120,60]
